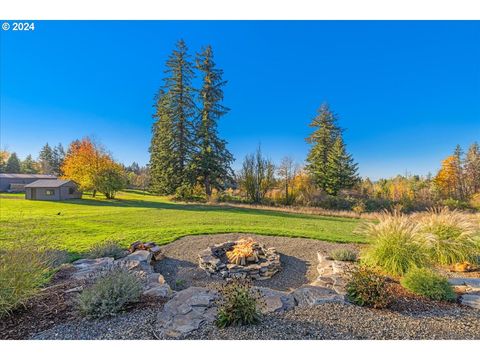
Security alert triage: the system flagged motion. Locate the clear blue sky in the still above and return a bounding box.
[1,21,479,179]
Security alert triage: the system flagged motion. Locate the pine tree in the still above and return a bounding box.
[52,143,65,175]
[191,45,234,196]
[149,90,178,194]
[452,145,467,200]
[38,143,54,174]
[305,103,342,192]
[21,154,38,174]
[5,152,21,173]
[325,137,359,195]
[149,40,196,194]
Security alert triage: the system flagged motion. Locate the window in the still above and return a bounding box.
[68,187,75,194]
[45,189,55,196]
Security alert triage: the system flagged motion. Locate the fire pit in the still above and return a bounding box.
[198,237,281,280]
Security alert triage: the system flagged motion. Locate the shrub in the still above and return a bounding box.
[345,266,392,308]
[330,248,357,262]
[88,240,125,259]
[401,268,456,302]
[0,245,53,317]
[216,279,262,328]
[359,212,429,276]
[417,208,480,266]
[77,268,143,318]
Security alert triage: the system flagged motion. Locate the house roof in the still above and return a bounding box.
[25,179,74,188]
[0,173,57,179]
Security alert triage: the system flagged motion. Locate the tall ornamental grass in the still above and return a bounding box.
[358,212,429,276]
[417,208,480,266]
[0,243,54,317]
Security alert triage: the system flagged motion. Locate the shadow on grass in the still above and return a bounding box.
[57,197,360,223]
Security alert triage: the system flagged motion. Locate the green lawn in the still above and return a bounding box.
[0,190,367,255]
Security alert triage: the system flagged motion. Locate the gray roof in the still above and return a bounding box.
[0,173,57,179]
[25,179,74,188]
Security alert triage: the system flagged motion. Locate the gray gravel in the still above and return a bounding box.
[154,233,361,291]
[184,303,480,340]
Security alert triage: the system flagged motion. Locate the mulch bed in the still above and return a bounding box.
[0,266,80,340]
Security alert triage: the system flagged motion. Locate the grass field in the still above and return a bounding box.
[0,190,367,255]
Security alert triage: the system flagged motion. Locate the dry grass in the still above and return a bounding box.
[214,202,380,220]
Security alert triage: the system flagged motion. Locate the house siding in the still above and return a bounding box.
[25,181,82,201]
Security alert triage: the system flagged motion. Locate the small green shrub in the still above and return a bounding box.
[330,249,357,262]
[346,266,392,309]
[0,246,53,317]
[216,279,262,328]
[401,268,456,302]
[87,240,125,259]
[77,269,143,318]
[359,212,429,276]
[418,208,480,266]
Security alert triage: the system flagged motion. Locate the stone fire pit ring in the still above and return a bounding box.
[198,238,281,280]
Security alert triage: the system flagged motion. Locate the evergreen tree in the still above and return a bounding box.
[149,90,178,194]
[324,137,359,195]
[305,103,342,192]
[38,143,54,174]
[452,144,467,200]
[149,40,196,194]
[21,154,38,174]
[5,152,21,173]
[52,143,65,175]
[191,45,234,196]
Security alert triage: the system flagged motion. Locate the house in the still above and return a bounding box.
[0,173,57,192]
[25,179,82,201]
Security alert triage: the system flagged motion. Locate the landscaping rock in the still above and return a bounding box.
[255,287,295,314]
[123,250,152,264]
[292,285,345,306]
[71,257,114,280]
[143,284,172,298]
[448,278,480,292]
[156,287,219,338]
[460,294,480,309]
[312,252,352,295]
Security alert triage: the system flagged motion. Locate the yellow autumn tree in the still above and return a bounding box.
[435,155,459,198]
[61,137,125,198]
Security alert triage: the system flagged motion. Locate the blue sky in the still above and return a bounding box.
[1,21,479,179]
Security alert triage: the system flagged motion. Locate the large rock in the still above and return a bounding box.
[448,278,480,292]
[292,285,345,306]
[71,257,114,280]
[460,294,480,309]
[156,287,219,338]
[255,287,295,314]
[312,252,351,295]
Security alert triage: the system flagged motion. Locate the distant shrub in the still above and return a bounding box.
[346,266,392,309]
[470,193,480,210]
[172,184,206,202]
[315,195,356,211]
[440,199,472,211]
[216,279,262,328]
[401,268,456,302]
[418,208,480,266]
[330,249,357,262]
[88,240,125,259]
[359,213,429,276]
[0,245,53,317]
[78,269,142,319]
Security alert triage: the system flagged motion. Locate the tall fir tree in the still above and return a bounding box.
[149,90,178,194]
[191,45,234,196]
[52,143,66,175]
[324,137,359,195]
[38,143,54,174]
[21,154,38,174]
[149,40,196,194]
[305,103,342,192]
[5,152,21,173]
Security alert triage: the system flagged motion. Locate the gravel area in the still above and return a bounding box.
[154,233,361,291]
[184,303,480,340]
[32,303,162,340]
